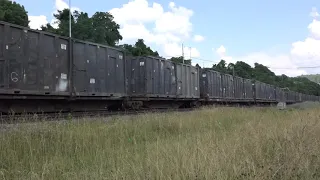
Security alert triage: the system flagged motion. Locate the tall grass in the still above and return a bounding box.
[1,107,320,179]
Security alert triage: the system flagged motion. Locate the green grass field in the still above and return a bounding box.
[1,106,320,180]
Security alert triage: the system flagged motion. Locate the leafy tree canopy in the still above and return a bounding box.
[168,56,192,65]
[41,9,122,46]
[119,39,159,57]
[0,0,29,27]
[210,60,320,96]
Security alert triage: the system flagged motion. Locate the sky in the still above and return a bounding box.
[12,0,320,77]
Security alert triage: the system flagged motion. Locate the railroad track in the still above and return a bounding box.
[0,103,277,125]
[0,108,197,124]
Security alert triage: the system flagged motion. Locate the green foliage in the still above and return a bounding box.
[0,0,29,27]
[300,74,320,84]
[119,39,159,57]
[211,60,320,96]
[168,56,192,65]
[41,9,122,46]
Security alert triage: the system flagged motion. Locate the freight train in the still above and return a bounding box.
[0,21,319,113]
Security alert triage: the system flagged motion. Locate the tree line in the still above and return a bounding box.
[1,0,320,96]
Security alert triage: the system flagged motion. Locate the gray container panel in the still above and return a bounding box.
[243,79,253,99]
[129,57,145,95]
[0,22,69,95]
[0,24,3,87]
[73,41,125,96]
[221,74,234,99]
[255,81,267,100]
[265,84,275,100]
[164,61,175,96]
[128,56,177,97]
[176,64,199,98]
[234,76,244,99]
[200,70,222,99]
[42,33,69,93]
[288,91,295,102]
[108,48,125,94]
[275,87,285,102]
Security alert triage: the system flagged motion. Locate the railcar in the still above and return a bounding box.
[199,69,254,104]
[0,20,319,114]
[125,56,200,109]
[0,21,127,113]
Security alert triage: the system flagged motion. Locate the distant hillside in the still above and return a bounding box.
[300,74,320,84]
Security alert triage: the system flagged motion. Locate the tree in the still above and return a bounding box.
[120,39,159,57]
[169,56,191,65]
[41,9,122,46]
[0,0,29,27]
[91,12,122,46]
[212,60,228,73]
[210,59,320,96]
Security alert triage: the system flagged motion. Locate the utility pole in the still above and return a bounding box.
[189,46,191,64]
[69,0,72,38]
[182,43,184,64]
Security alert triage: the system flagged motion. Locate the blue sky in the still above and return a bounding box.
[14,0,320,76]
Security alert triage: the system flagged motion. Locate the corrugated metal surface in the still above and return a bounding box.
[127,56,199,99]
[221,73,234,99]
[298,93,302,102]
[265,84,275,100]
[286,91,295,102]
[127,56,176,97]
[234,76,244,99]
[175,63,200,98]
[254,81,266,100]
[243,78,253,99]
[275,87,284,102]
[200,69,222,99]
[73,40,126,97]
[0,21,70,96]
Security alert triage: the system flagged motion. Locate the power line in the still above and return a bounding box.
[163,54,320,70]
[268,65,320,69]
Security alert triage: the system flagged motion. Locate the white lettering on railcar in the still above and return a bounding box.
[61,73,67,80]
[61,44,67,50]
[10,72,18,82]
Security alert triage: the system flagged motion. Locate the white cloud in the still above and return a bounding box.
[109,0,201,58]
[55,0,80,12]
[28,0,80,30]
[109,0,163,25]
[214,45,233,62]
[28,15,48,30]
[164,43,200,58]
[193,35,204,42]
[310,7,319,18]
[154,2,193,37]
[216,45,226,56]
[308,19,320,38]
[212,7,320,77]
